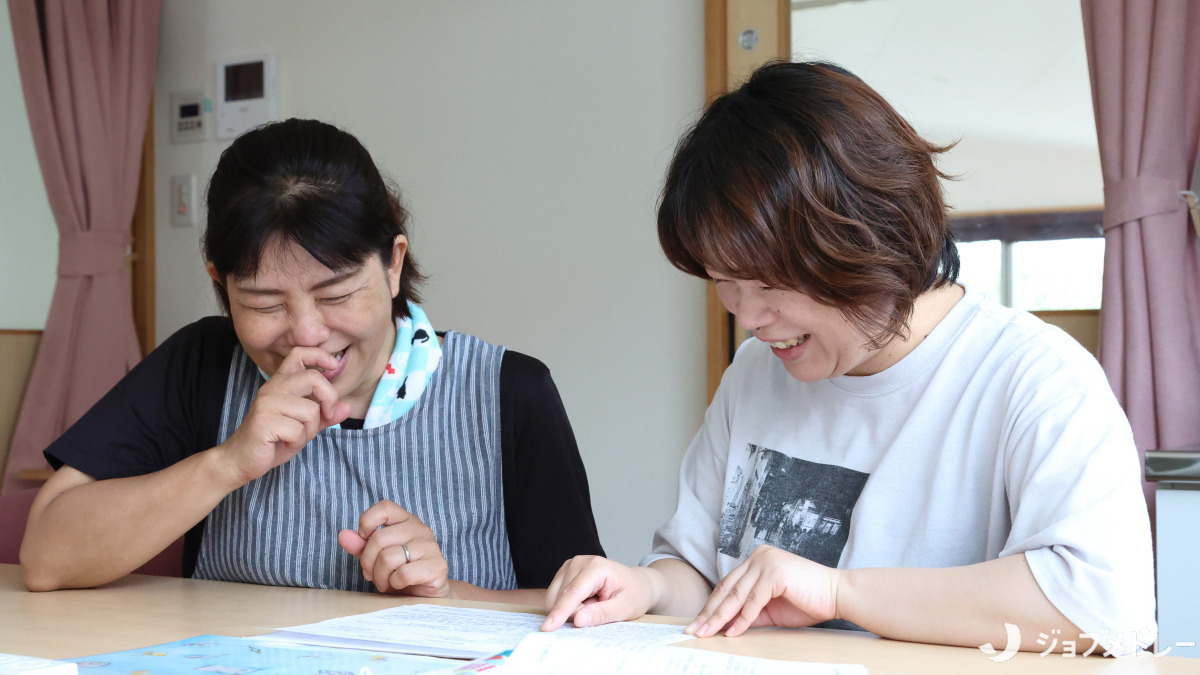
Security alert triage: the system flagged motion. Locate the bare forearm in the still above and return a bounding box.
[448,583,546,607]
[837,554,1082,652]
[21,450,241,590]
[645,558,713,618]
[458,559,710,616]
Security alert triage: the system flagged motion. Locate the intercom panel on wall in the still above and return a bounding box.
[216,55,277,140]
[169,90,207,143]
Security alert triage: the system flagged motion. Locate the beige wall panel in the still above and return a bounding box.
[0,331,41,476]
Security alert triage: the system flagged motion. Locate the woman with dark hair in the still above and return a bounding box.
[543,62,1154,655]
[21,119,603,603]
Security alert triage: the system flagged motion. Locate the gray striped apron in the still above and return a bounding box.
[193,331,518,592]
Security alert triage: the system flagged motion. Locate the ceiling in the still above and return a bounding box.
[791,0,1098,148]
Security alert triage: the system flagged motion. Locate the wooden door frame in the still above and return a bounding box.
[703,0,791,402]
[131,101,155,356]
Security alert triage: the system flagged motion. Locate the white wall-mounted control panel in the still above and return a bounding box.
[216,55,277,140]
[169,90,207,143]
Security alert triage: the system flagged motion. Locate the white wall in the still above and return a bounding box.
[155,0,707,565]
[0,3,57,330]
[791,0,1103,213]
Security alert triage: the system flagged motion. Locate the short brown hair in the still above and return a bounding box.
[657,61,958,348]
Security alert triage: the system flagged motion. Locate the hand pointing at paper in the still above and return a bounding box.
[541,556,714,632]
[540,548,838,638]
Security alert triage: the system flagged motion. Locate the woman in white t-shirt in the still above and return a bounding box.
[541,61,1155,656]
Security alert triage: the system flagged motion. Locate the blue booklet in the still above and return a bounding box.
[67,635,458,675]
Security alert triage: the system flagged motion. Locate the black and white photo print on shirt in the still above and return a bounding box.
[719,444,869,567]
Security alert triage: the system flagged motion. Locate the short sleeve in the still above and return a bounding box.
[45,317,235,481]
[640,363,734,587]
[499,351,605,588]
[1000,361,1156,655]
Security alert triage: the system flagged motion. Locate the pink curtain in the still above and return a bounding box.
[1082,0,1200,518]
[1,0,161,494]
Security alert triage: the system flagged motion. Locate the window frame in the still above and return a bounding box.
[951,207,1103,309]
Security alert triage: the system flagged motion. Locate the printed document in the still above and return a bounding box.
[261,605,692,659]
[505,632,867,675]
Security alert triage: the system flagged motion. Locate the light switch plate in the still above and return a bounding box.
[170,174,197,227]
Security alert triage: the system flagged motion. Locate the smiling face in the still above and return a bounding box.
[708,270,899,381]
[657,63,961,370]
[212,235,406,418]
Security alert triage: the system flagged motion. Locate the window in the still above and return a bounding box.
[953,209,1104,311]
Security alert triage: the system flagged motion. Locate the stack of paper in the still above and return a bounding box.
[58,606,866,674]
[259,605,693,658]
[505,632,866,675]
[262,605,866,674]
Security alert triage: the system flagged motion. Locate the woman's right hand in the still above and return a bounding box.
[540,555,661,631]
[217,347,351,485]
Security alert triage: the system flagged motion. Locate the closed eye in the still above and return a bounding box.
[321,293,353,304]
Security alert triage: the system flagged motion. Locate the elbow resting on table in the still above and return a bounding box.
[19,540,82,592]
[20,559,62,593]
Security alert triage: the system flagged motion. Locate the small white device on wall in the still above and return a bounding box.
[216,55,277,140]
[169,174,197,228]
[169,90,207,143]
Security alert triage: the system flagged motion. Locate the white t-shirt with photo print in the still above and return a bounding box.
[644,289,1155,653]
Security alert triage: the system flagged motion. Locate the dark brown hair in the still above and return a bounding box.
[658,61,958,347]
[204,118,422,319]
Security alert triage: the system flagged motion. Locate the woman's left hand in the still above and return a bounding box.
[686,545,842,638]
[337,500,450,597]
